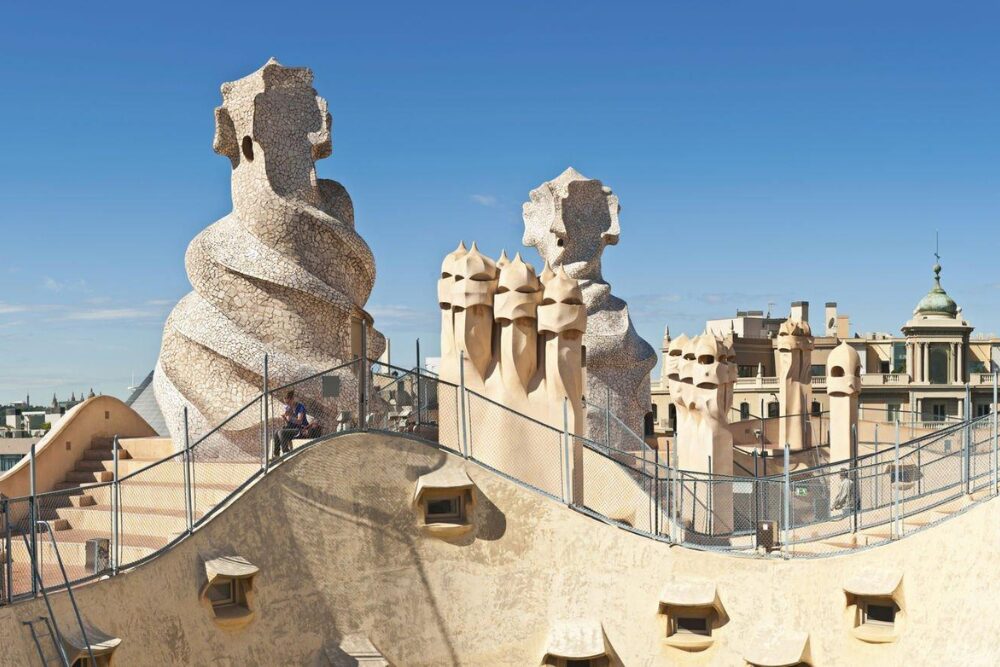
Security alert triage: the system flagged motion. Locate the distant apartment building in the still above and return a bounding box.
[652,262,999,435]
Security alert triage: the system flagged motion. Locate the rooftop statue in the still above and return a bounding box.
[777,317,814,451]
[438,243,586,501]
[522,168,656,445]
[670,332,735,533]
[155,59,384,456]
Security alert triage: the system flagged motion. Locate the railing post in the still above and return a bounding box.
[873,423,879,508]
[112,435,120,576]
[654,446,661,536]
[3,499,11,604]
[707,454,713,536]
[415,338,422,427]
[29,443,37,597]
[851,423,859,535]
[893,419,902,539]
[782,443,791,557]
[183,408,193,535]
[458,353,468,458]
[963,385,971,495]
[263,353,270,472]
[752,449,759,550]
[360,326,369,431]
[670,435,679,544]
[605,386,612,449]
[563,397,571,504]
[992,370,998,495]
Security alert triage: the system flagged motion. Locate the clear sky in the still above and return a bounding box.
[1,1,998,404]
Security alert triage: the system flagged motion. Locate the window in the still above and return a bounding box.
[863,601,896,627]
[811,401,821,416]
[928,343,950,384]
[426,496,462,522]
[738,365,757,378]
[207,580,236,607]
[740,402,750,421]
[886,404,901,423]
[673,615,710,636]
[892,342,906,373]
[810,364,825,377]
[976,403,992,417]
[879,361,890,374]
[201,556,259,630]
[768,402,779,418]
[931,403,947,421]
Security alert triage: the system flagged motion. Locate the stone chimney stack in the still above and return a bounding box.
[825,302,838,336]
[790,301,809,325]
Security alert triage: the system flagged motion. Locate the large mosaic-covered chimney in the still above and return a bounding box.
[154,59,384,456]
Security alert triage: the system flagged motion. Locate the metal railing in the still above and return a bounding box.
[2,350,998,608]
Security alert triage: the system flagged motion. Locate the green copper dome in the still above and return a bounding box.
[914,263,958,317]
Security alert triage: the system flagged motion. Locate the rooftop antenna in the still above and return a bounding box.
[767,301,775,318]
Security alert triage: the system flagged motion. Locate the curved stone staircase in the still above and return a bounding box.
[26,436,256,590]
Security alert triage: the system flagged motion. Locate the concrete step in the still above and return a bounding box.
[89,436,115,450]
[68,495,97,508]
[57,505,196,537]
[99,459,259,484]
[74,460,111,473]
[118,436,175,460]
[88,481,235,510]
[7,561,93,597]
[7,528,165,567]
[82,449,113,461]
[65,470,113,484]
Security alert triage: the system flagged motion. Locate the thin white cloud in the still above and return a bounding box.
[470,194,498,207]
[42,276,63,291]
[145,298,175,306]
[0,302,30,315]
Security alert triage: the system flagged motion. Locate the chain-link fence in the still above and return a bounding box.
[3,355,998,609]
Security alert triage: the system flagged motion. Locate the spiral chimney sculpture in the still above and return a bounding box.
[154,59,384,457]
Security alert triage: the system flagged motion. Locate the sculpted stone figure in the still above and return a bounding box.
[522,168,656,445]
[438,243,586,500]
[155,59,384,456]
[826,341,861,463]
[777,318,814,450]
[670,332,735,533]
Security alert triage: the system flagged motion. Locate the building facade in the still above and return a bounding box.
[652,262,999,436]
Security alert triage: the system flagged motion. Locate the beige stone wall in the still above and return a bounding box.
[0,396,155,504]
[2,432,998,665]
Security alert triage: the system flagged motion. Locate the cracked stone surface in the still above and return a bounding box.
[522,168,656,444]
[154,59,384,457]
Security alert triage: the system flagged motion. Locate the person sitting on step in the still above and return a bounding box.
[272,390,309,458]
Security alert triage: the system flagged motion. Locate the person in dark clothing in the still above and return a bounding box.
[272,390,309,458]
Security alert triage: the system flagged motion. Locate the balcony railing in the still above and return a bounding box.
[734,372,997,389]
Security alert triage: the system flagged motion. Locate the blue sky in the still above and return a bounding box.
[1,1,998,403]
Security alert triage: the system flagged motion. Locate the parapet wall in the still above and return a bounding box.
[2,432,998,665]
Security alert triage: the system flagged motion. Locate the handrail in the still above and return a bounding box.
[0,348,995,608]
[25,521,96,666]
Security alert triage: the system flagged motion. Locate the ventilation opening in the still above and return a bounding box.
[675,616,710,636]
[241,136,254,161]
[557,238,565,247]
[426,496,463,522]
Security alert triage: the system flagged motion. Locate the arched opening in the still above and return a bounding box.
[241,135,254,162]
